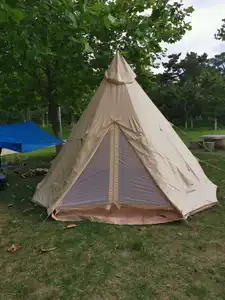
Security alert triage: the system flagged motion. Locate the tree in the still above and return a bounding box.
[200,66,225,130]
[161,52,208,128]
[210,53,225,76]
[215,19,225,41]
[0,0,194,139]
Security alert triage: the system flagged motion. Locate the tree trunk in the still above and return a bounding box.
[190,114,193,129]
[70,110,74,128]
[58,104,62,137]
[214,116,218,131]
[49,101,63,154]
[42,112,46,127]
[49,99,62,131]
[46,66,63,154]
[24,108,31,122]
[184,100,188,129]
[45,112,49,127]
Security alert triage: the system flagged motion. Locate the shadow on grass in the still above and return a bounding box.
[0,149,55,222]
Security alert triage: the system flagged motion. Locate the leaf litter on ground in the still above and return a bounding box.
[66,224,79,229]
[39,247,57,254]
[7,244,22,252]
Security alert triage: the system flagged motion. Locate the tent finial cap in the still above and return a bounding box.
[105,52,136,84]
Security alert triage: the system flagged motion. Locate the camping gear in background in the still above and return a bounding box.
[0,166,7,190]
[0,174,7,190]
[0,121,64,153]
[15,168,49,179]
[32,52,218,225]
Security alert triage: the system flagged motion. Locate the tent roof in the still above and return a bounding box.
[0,121,64,152]
[105,52,136,84]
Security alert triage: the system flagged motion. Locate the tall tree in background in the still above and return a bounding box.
[0,0,194,138]
[149,54,183,124]
[160,52,208,128]
[179,52,208,128]
[200,66,225,130]
[212,20,225,128]
[215,19,225,41]
[210,53,225,76]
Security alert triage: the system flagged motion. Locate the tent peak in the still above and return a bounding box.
[105,52,136,85]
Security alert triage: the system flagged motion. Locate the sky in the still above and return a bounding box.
[156,0,225,72]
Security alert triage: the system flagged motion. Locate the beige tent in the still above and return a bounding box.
[32,53,218,225]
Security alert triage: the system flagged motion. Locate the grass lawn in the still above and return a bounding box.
[43,125,71,140]
[175,126,225,145]
[1,128,225,300]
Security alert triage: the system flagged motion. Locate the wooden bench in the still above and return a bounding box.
[188,140,203,150]
[200,135,225,150]
[204,141,215,152]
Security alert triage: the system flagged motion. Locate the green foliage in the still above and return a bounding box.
[200,66,225,118]
[0,0,193,132]
[149,51,225,128]
[1,1,224,131]
[210,53,225,76]
[215,19,225,41]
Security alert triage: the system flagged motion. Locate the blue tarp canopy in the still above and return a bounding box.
[0,121,64,152]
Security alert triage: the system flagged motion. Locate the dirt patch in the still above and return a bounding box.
[30,286,59,298]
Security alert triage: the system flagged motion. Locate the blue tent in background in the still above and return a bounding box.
[0,121,64,152]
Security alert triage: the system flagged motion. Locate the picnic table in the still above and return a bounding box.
[200,135,225,149]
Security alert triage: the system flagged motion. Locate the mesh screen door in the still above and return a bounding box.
[118,132,169,206]
[62,131,110,207]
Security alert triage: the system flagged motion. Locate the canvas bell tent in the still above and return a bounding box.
[32,53,217,225]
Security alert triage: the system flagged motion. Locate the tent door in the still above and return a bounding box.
[61,130,111,207]
[117,130,171,208]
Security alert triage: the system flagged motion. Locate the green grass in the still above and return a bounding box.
[1,128,225,300]
[43,125,71,140]
[175,127,225,145]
